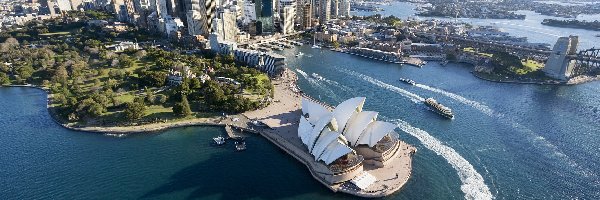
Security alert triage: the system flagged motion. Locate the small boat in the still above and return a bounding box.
[295,52,304,57]
[213,136,226,145]
[441,60,449,66]
[424,98,454,119]
[312,34,321,48]
[311,73,324,80]
[235,141,246,151]
[399,78,416,85]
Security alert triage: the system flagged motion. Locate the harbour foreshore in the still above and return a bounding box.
[244,68,415,197]
[3,68,415,197]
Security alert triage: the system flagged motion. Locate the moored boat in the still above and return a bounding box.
[424,98,454,119]
[213,136,226,145]
[399,78,416,85]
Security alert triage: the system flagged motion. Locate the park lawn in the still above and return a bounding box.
[38,31,71,36]
[113,93,136,103]
[522,59,544,71]
[463,47,493,58]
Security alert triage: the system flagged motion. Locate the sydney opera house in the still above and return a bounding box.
[297,97,412,196]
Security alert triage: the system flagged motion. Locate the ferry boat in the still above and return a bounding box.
[424,98,454,119]
[311,73,324,80]
[213,136,226,145]
[399,78,416,85]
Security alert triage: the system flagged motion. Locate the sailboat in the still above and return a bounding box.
[311,34,321,49]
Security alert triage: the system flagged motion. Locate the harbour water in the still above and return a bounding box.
[284,46,600,199]
[1,3,600,199]
[2,45,599,199]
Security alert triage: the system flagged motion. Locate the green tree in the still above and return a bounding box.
[173,95,192,117]
[124,101,146,121]
[0,72,9,85]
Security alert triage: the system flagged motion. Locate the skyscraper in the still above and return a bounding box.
[338,0,349,18]
[282,5,295,34]
[186,0,216,36]
[255,0,274,33]
[300,3,311,29]
[329,0,338,19]
[318,0,329,25]
[212,9,239,42]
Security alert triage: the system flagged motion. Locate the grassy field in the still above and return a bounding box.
[463,47,494,58]
[513,59,545,75]
[38,31,72,36]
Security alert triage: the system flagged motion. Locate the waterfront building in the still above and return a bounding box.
[298,97,404,186]
[543,36,579,80]
[232,48,285,76]
[282,5,295,34]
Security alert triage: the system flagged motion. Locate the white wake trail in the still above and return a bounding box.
[415,83,597,178]
[415,84,494,116]
[392,119,493,200]
[295,69,342,101]
[341,69,424,103]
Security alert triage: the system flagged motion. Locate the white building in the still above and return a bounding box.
[299,97,401,167]
[212,9,238,42]
[282,5,295,34]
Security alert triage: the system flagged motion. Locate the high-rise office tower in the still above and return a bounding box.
[318,0,329,25]
[282,5,295,34]
[212,9,238,42]
[300,3,311,29]
[186,0,216,36]
[255,0,274,33]
[338,0,349,18]
[329,0,338,19]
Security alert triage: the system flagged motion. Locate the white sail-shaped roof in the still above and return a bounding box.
[332,97,366,133]
[311,130,342,159]
[298,116,314,146]
[356,121,397,147]
[301,98,330,125]
[343,111,378,146]
[319,139,354,165]
[306,114,338,150]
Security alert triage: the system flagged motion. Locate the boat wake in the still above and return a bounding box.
[295,69,342,101]
[390,119,493,200]
[414,83,597,178]
[340,69,425,103]
[415,84,494,116]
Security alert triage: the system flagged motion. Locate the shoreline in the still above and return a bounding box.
[471,71,600,85]
[0,84,235,134]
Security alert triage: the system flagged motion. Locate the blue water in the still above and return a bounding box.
[1,45,600,199]
[282,46,600,199]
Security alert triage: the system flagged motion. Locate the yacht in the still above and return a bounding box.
[424,98,454,119]
[235,141,246,151]
[311,34,321,49]
[213,136,226,145]
[399,78,416,85]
